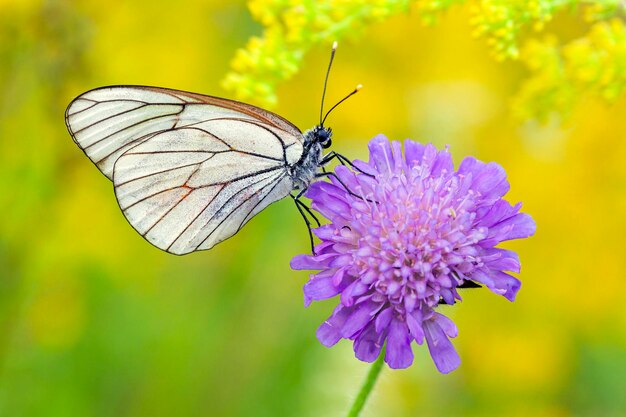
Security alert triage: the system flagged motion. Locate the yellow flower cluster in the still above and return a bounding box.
[224,0,626,121]
[222,0,412,106]
[515,19,626,121]
[469,0,563,61]
[566,19,626,101]
[469,1,626,62]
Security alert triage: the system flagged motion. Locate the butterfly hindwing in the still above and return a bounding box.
[113,125,294,254]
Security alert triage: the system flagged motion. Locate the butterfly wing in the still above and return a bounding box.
[65,85,304,179]
[65,86,304,254]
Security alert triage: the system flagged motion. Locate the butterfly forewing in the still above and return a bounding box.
[65,86,304,179]
[65,86,305,254]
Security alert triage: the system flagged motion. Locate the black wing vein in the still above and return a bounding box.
[86,106,185,151]
[141,188,194,238]
[192,172,286,251]
[114,155,215,187]
[70,103,149,134]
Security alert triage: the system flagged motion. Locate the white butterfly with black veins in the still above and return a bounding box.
[65,43,360,255]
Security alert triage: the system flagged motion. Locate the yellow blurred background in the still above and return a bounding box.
[1,1,625,416]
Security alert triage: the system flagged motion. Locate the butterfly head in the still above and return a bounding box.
[312,125,333,149]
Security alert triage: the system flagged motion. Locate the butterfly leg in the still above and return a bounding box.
[292,194,320,254]
[321,150,350,166]
[315,172,377,204]
[321,151,374,177]
[294,196,321,228]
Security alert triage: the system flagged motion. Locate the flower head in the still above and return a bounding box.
[291,135,536,372]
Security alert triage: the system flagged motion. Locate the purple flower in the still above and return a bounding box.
[291,135,536,373]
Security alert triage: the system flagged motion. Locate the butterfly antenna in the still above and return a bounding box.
[322,84,362,126]
[320,41,338,126]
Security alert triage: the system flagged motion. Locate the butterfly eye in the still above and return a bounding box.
[314,127,332,148]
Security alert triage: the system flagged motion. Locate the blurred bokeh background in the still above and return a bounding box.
[1,1,625,416]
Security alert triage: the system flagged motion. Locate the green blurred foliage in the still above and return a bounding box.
[1,1,625,417]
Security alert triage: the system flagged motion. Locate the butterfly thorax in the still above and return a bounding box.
[289,125,332,191]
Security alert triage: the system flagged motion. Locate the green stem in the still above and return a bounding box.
[346,349,386,417]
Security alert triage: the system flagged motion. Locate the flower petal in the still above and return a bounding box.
[385,319,414,369]
[492,271,521,301]
[458,156,480,177]
[333,165,361,192]
[354,321,387,362]
[341,301,379,338]
[392,140,404,173]
[375,306,393,333]
[423,317,461,374]
[304,181,335,202]
[431,146,454,177]
[471,269,521,301]
[432,312,458,338]
[486,212,537,244]
[303,271,348,306]
[404,139,426,168]
[311,192,352,221]
[368,134,394,174]
[476,200,520,227]
[290,254,322,270]
[352,159,377,176]
[406,312,424,344]
[420,143,438,175]
[481,248,521,273]
[472,161,509,200]
[316,305,350,347]
[340,278,370,306]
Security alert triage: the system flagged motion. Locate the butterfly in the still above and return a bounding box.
[65,42,360,255]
